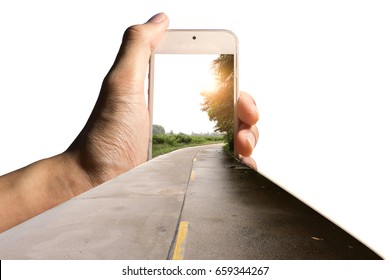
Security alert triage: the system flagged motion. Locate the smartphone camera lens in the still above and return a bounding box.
[192,36,196,40]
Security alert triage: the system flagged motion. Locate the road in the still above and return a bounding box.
[0,144,382,259]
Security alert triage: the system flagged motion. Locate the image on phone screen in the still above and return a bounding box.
[150,53,234,158]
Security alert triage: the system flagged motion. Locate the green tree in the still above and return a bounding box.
[201,54,234,151]
[153,124,165,135]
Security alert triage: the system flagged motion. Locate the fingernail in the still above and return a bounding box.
[147,13,166,24]
[247,132,256,150]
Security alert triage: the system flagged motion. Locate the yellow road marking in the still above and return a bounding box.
[172,221,189,260]
[190,170,196,181]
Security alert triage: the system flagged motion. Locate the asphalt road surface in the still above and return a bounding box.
[0,144,382,259]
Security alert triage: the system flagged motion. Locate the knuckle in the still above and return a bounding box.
[123,24,144,42]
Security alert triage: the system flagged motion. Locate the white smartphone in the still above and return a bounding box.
[147,29,238,160]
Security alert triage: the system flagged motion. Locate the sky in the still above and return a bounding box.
[153,54,219,135]
[0,0,389,260]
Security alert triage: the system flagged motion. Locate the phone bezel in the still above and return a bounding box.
[148,29,238,160]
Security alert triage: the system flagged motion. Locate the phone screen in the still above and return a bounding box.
[150,53,235,158]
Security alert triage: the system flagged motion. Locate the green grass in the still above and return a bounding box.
[152,133,224,158]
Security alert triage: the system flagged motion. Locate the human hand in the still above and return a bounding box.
[0,13,259,232]
[236,91,259,169]
[67,13,170,186]
[0,13,169,231]
[68,13,259,188]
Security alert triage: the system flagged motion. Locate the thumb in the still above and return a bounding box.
[106,13,169,92]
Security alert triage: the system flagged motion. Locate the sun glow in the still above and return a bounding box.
[201,71,219,93]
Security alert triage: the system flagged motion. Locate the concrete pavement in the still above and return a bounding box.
[175,146,381,259]
[0,144,382,259]
[0,145,203,259]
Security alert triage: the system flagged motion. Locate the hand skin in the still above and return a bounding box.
[0,13,259,233]
[236,91,259,169]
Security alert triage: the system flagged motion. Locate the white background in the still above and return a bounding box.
[0,0,389,260]
[2,260,390,280]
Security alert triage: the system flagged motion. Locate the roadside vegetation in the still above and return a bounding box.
[201,54,234,152]
[152,132,224,158]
